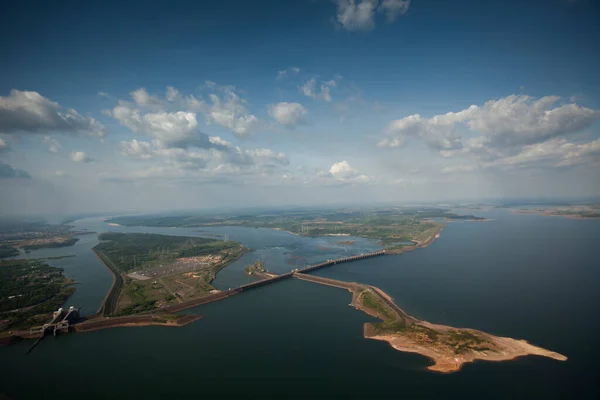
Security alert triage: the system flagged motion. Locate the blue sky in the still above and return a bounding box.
[1,0,599,215]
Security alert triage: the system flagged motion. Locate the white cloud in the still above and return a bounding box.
[334,0,410,31]
[97,92,109,97]
[324,160,370,183]
[165,86,180,102]
[381,95,599,153]
[123,83,266,138]
[442,137,600,173]
[268,102,308,127]
[0,137,9,153]
[378,0,410,22]
[205,91,264,136]
[208,136,232,147]
[335,0,378,31]
[43,136,61,153]
[185,85,265,137]
[130,88,163,109]
[111,105,207,148]
[0,90,105,138]
[466,95,599,147]
[377,137,403,148]
[383,111,468,150]
[300,78,337,102]
[120,139,155,160]
[114,141,290,184]
[70,151,94,163]
[277,67,300,80]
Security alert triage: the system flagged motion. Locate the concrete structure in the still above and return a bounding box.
[29,306,81,337]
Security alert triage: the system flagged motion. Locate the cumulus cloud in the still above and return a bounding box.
[130,88,163,109]
[205,92,264,137]
[0,137,9,153]
[113,146,289,184]
[277,67,300,80]
[381,95,599,154]
[335,0,378,31]
[0,162,31,179]
[268,102,308,127]
[320,160,370,183]
[119,135,289,183]
[184,84,266,137]
[0,90,105,138]
[71,151,94,163]
[114,84,267,138]
[378,0,410,22]
[43,136,61,153]
[120,139,155,160]
[442,137,600,174]
[466,95,599,147]
[111,105,210,149]
[109,83,289,185]
[377,137,403,148]
[165,86,180,102]
[335,0,410,31]
[300,78,337,102]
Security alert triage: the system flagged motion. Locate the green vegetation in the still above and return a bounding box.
[0,245,19,259]
[105,207,460,249]
[0,259,75,331]
[22,237,79,251]
[115,300,156,316]
[93,248,123,316]
[445,329,491,354]
[245,260,266,275]
[361,291,395,321]
[94,232,244,272]
[93,233,248,316]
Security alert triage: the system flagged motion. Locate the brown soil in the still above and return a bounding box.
[294,273,567,373]
[73,314,202,333]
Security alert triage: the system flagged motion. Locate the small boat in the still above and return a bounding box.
[348,303,353,307]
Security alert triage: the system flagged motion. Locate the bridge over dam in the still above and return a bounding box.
[295,250,386,273]
[164,250,387,313]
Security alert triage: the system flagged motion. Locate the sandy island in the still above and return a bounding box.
[294,273,567,373]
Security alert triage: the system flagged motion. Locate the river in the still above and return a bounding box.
[1,210,598,398]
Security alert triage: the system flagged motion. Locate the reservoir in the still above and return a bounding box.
[1,210,598,398]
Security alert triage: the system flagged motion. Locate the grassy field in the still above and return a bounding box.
[105,207,458,249]
[357,287,493,352]
[22,237,79,251]
[93,233,248,316]
[94,232,244,272]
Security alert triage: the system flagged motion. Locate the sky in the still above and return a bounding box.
[1,0,599,215]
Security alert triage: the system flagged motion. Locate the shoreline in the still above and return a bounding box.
[92,248,121,316]
[73,314,202,333]
[272,228,299,236]
[293,273,566,373]
[385,224,444,255]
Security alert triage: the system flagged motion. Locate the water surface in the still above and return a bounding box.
[1,211,598,398]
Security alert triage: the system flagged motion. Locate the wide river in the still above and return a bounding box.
[1,210,599,398]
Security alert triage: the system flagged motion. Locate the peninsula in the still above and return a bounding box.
[93,232,249,316]
[294,273,567,373]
